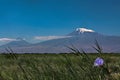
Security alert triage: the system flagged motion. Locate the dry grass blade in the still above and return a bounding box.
[92,40,103,55]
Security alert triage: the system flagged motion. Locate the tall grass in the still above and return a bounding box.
[0,42,119,80]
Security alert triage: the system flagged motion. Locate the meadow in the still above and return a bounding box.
[0,42,119,80]
[0,52,120,80]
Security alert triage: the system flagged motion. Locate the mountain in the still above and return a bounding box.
[30,28,120,53]
[0,28,120,53]
[0,37,31,48]
[68,28,96,36]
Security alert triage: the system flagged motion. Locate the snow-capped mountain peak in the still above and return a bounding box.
[76,28,95,33]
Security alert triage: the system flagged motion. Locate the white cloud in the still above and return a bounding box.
[34,36,71,40]
[0,38,16,42]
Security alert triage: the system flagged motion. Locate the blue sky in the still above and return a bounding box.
[0,0,120,44]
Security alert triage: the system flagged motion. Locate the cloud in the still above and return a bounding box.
[34,36,71,40]
[0,38,16,42]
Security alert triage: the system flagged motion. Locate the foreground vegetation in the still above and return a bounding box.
[0,53,119,80]
[0,41,120,80]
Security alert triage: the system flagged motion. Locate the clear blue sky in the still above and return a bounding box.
[0,0,120,44]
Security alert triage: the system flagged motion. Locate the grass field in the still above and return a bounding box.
[0,53,120,80]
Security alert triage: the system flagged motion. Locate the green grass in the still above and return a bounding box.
[0,41,120,80]
[0,53,120,80]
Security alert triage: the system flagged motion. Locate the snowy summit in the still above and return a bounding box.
[76,28,95,33]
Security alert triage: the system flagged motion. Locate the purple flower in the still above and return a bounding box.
[94,57,104,67]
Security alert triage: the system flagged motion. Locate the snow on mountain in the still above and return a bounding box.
[76,28,95,33]
[68,28,97,36]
